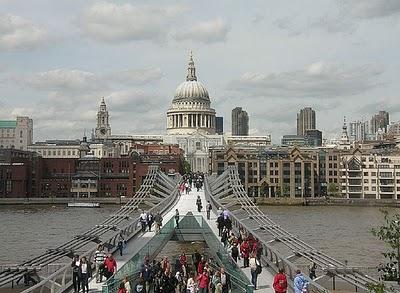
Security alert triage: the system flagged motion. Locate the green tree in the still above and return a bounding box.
[371,210,400,284]
[282,184,290,197]
[367,282,385,293]
[183,160,191,174]
[327,183,339,197]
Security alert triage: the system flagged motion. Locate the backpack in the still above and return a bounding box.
[255,259,262,274]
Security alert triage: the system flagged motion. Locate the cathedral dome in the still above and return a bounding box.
[172,51,210,103]
[173,80,210,102]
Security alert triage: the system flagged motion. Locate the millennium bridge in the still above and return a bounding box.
[0,166,393,293]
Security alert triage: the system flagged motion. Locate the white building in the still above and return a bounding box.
[341,150,400,199]
[166,51,216,136]
[165,52,224,172]
[0,117,33,150]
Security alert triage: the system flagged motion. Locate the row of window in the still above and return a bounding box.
[36,149,78,156]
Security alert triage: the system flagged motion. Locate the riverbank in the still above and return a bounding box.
[1,196,400,207]
[0,197,129,205]
[256,197,400,207]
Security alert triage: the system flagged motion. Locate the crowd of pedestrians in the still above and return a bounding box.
[139,210,163,234]
[179,173,204,195]
[124,252,232,293]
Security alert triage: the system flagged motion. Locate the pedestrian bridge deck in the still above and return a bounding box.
[91,188,274,293]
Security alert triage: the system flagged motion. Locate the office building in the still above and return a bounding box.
[215,117,224,134]
[297,107,316,136]
[371,111,389,134]
[232,107,249,136]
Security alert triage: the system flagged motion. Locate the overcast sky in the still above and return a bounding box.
[0,0,400,143]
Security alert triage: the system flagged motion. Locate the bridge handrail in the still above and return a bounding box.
[204,170,331,293]
[19,166,181,293]
[206,166,400,293]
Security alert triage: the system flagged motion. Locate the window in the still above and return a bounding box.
[333,155,337,160]
[371,172,377,176]
[372,179,377,183]
[396,172,400,176]
[196,142,201,150]
[364,186,369,191]
[19,130,23,138]
[372,186,376,191]
[364,172,368,176]
[364,179,369,183]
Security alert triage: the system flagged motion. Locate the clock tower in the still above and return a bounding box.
[95,97,111,139]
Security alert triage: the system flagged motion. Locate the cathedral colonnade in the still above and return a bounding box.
[170,113,215,128]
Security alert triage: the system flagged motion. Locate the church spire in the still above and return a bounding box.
[186,50,197,81]
[340,116,349,144]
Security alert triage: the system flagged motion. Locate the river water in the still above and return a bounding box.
[0,204,393,269]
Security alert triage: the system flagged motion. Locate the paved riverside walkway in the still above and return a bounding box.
[89,187,274,292]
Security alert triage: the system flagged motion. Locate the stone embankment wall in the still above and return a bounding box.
[0,197,130,205]
[256,197,400,207]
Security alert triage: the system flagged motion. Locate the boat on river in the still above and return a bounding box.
[67,202,100,208]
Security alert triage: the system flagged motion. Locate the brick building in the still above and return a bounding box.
[0,147,183,198]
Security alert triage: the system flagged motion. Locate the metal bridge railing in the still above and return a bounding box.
[0,165,181,293]
[205,166,391,293]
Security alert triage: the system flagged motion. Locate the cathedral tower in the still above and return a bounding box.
[95,97,111,139]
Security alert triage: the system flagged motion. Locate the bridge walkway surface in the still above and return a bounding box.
[90,187,274,293]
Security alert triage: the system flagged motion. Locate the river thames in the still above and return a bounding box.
[0,204,391,270]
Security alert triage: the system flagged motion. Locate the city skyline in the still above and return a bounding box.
[1,1,400,143]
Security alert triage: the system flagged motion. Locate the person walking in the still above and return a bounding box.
[197,270,209,293]
[220,267,231,293]
[154,211,163,234]
[71,254,81,293]
[118,282,127,293]
[249,253,261,290]
[140,257,153,293]
[309,262,317,279]
[140,211,148,233]
[206,201,212,220]
[240,240,250,268]
[79,256,91,293]
[231,243,239,263]
[196,196,202,212]
[273,268,288,293]
[104,254,117,280]
[294,270,308,293]
[147,212,154,232]
[217,214,224,236]
[186,272,196,293]
[175,209,180,228]
[124,276,132,293]
[117,232,125,256]
[94,245,106,282]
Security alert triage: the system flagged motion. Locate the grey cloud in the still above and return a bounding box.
[81,2,186,43]
[228,62,384,99]
[0,14,47,50]
[26,69,104,93]
[339,0,400,19]
[273,16,303,36]
[174,18,231,44]
[311,14,356,34]
[22,67,163,93]
[108,68,163,86]
[107,90,168,113]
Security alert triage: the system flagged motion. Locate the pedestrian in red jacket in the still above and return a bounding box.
[273,268,288,293]
[197,270,209,293]
[104,254,117,279]
[240,241,250,267]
